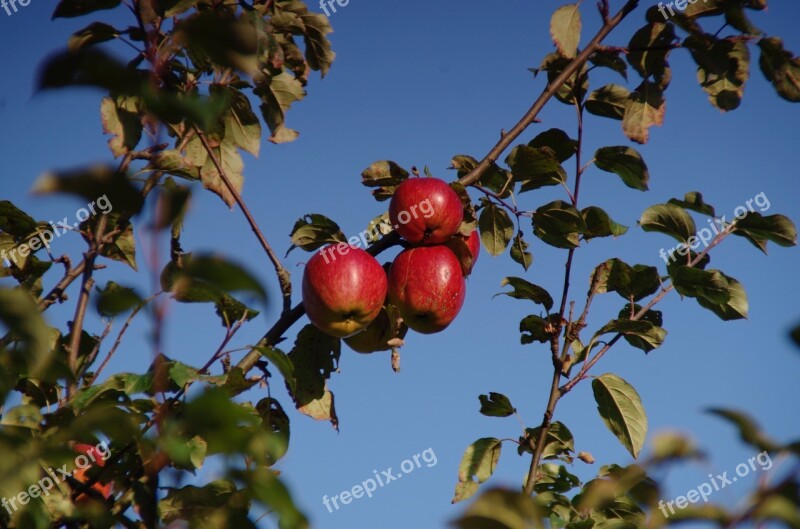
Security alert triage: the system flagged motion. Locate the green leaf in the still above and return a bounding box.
[696,273,748,321]
[627,22,675,85]
[163,0,198,17]
[550,4,582,59]
[758,37,800,103]
[255,72,306,144]
[478,203,514,256]
[519,422,575,461]
[586,84,630,120]
[53,0,121,19]
[0,201,38,238]
[497,277,554,312]
[686,35,751,111]
[216,86,262,157]
[198,139,245,208]
[590,49,628,80]
[451,155,512,197]
[238,467,309,529]
[479,393,516,418]
[100,97,142,158]
[594,258,660,301]
[535,52,589,105]
[254,346,296,394]
[361,160,410,186]
[668,191,716,217]
[156,177,192,238]
[639,203,696,243]
[706,408,779,452]
[143,84,232,131]
[32,165,143,216]
[682,0,725,17]
[361,160,410,200]
[619,304,663,327]
[452,488,544,528]
[256,397,291,465]
[506,144,566,192]
[95,281,143,317]
[68,21,120,50]
[163,274,259,327]
[623,81,666,144]
[733,212,797,252]
[159,480,250,526]
[510,232,533,271]
[594,146,650,191]
[533,200,586,249]
[81,213,139,271]
[594,319,667,353]
[37,48,139,93]
[519,315,552,345]
[177,11,260,74]
[287,214,346,254]
[452,438,502,503]
[582,206,629,240]
[296,9,336,77]
[592,374,648,459]
[0,404,42,430]
[670,266,731,304]
[528,129,577,163]
[286,325,340,429]
[177,254,266,303]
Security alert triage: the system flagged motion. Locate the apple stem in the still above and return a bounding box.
[391,348,401,373]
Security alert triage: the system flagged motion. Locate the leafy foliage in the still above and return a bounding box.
[0,0,797,527]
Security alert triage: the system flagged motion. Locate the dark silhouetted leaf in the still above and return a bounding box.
[479,393,516,418]
[594,146,650,191]
[497,277,554,312]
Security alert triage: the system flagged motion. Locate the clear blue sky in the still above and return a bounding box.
[1,1,798,527]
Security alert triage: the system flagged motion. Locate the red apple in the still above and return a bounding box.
[389,178,463,245]
[344,305,408,353]
[388,246,466,334]
[302,244,388,338]
[73,443,113,502]
[446,229,481,276]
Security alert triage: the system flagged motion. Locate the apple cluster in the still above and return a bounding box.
[302,177,479,353]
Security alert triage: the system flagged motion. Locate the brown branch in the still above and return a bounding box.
[66,215,109,398]
[193,127,293,312]
[39,260,87,311]
[456,0,641,189]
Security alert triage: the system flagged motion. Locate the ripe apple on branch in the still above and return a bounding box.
[301,176,481,359]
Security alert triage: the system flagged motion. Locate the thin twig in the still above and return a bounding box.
[193,127,293,312]
[85,291,164,387]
